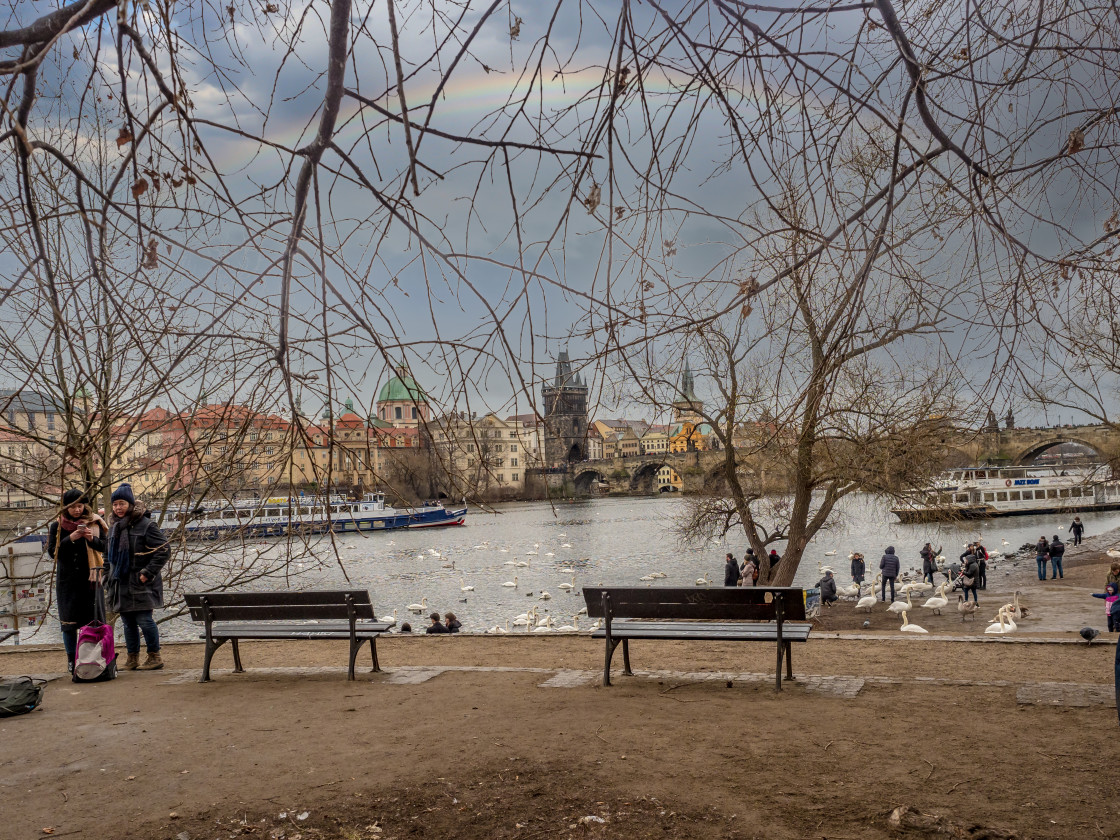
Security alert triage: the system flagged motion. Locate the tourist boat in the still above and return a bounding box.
[891,464,1120,522]
[155,493,467,540]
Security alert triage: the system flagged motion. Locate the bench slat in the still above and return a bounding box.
[591,622,811,642]
[184,590,376,622]
[582,586,808,621]
[203,621,391,640]
[187,604,376,622]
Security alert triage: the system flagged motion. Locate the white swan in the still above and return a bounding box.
[886,591,915,615]
[855,590,877,612]
[556,615,580,632]
[536,613,552,627]
[921,582,950,615]
[985,609,1016,635]
[836,581,861,598]
[532,617,554,632]
[999,591,1024,621]
[502,575,518,588]
[639,574,656,582]
[488,620,510,634]
[538,590,552,600]
[957,595,978,621]
[899,610,928,633]
[695,575,711,586]
[381,609,398,627]
[558,575,575,592]
[561,543,572,548]
[650,572,667,579]
[406,597,428,613]
[512,608,537,629]
[504,560,517,565]
[824,550,837,556]
[460,578,474,592]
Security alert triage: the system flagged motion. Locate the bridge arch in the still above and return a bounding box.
[628,460,666,493]
[1012,438,1102,465]
[572,468,608,494]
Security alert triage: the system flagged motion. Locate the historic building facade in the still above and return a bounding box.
[541,351,588,466]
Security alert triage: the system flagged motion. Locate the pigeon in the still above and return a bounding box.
[1080,627,1100,645]
[862,620,871,629]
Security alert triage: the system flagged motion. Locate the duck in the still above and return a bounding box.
[957,595,978,621]
[502,576,518,588]
[558,575,576,592]
[886,591,915,615]
[921,582,950,615]
[406,597,428,613]
[460,577,474,592]
[899,610,928,633]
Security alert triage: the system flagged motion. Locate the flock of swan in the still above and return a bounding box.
[827,563,1028,635]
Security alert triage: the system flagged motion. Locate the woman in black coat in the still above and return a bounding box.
[106,483,170,671]
[724,553,740,586]
[47,489,107,672]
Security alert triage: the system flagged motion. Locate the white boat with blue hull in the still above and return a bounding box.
[157,493,466,540]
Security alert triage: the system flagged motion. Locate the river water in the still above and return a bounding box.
[12,494,1120,641]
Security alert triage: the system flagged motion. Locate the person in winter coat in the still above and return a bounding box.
[106,483,169,671]
[961,553,981,603]
[724,553,741,586]
[741,556,758,587]
[1091,582,1120,632]
[1069,516,1084,546]
[920,543,941,585]
[1108,563,1120,588]
[444,612,461,633]
[1035,536,1050,581]
[974,542,988,589]
[1049,535,1066,580]
[817,570,838,607]
[879,546,901,602]
[47,489,108,673]
[850,553,866,585]
[425,612,449,633]
[768,549,781,570]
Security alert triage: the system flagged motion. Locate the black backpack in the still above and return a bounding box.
[0,676,46,717]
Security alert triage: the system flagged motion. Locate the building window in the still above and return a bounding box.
[511,458,518,467]
[46,413,55,430]
[512,473,519,482]
[411,407,417,419]
[205,446,213,455]
[511,444,518,452]
[265,447,275,455]
[395,407,402,420]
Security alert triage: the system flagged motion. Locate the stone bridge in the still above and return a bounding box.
[554,424,1120,495]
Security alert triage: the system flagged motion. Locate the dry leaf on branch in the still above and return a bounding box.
[141,238,159,270]
[131,179,148,198]
[116,128,133,148]
[510,16,522,39]
[584,182,601,214]
[1066,128,1085,155]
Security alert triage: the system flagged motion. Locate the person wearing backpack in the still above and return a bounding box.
[106,483,170,671]
[1049,535,1066,580]
[47,489,108,673]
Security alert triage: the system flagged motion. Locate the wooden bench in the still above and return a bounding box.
[184,590,393,682]
[583,586,811,690]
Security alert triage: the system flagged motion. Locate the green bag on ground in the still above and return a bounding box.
[0,676,46,717]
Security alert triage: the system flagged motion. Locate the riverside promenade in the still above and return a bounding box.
[2,541,1119,840]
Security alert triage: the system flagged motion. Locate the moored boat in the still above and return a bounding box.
[891,464,1120,522]
[156,492,466,540]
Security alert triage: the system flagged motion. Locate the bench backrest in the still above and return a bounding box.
[582,586,807,622]
[184,590,376,622]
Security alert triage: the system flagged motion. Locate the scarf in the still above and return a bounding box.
[59,513,82,533]
[108,517,132,582]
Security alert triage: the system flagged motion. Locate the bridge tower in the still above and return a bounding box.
[542,350,588,467]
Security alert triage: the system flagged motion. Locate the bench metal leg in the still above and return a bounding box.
[200,637,227,683]
[369,637,380,672]
[775,638,784,691]
[784,640,794,682]
[603,638,621,686]
[622,639,632,676]
[348,640,359,680]
[231,639,244,673]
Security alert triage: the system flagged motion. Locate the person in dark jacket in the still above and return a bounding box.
[920,543,940,585]
[879,546,900,602]
[1049,535,1066,580]
[850,552,866,585]
[106,483,169,671]
[426,612,450,633]
[817,570,838,606]
[974,542,988,589]
[444,612,461,633]
[47,489,108,672]
[768,549,781,569]
[961,554,980,603]
[1035,536,1050,581]
[1069,516,1084,546]
[724,553,740,586]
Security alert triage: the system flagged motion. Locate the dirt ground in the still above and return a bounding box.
[2,549,1119,840]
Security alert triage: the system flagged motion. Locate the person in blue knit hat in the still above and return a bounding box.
[106,483,170,670]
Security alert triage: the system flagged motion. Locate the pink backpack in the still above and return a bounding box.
[73,585,117,683]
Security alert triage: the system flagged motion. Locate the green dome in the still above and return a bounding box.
[377,372,427,404]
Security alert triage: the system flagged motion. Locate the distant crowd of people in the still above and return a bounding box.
[724,548,782,587]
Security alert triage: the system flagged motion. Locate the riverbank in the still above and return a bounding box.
[3,629,1119,839]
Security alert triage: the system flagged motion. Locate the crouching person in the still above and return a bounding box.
[106,483,170,671]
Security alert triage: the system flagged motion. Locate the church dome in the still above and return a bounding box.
[377,372,427,404]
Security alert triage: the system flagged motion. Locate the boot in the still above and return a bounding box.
[136,652,164,671]
[124,653,140,671]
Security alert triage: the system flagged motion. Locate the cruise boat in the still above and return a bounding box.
[891,464,1120,523]
[156,493,467,540]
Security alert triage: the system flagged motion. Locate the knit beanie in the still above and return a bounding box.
[110,483,135,506]
[62,488,83,507]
